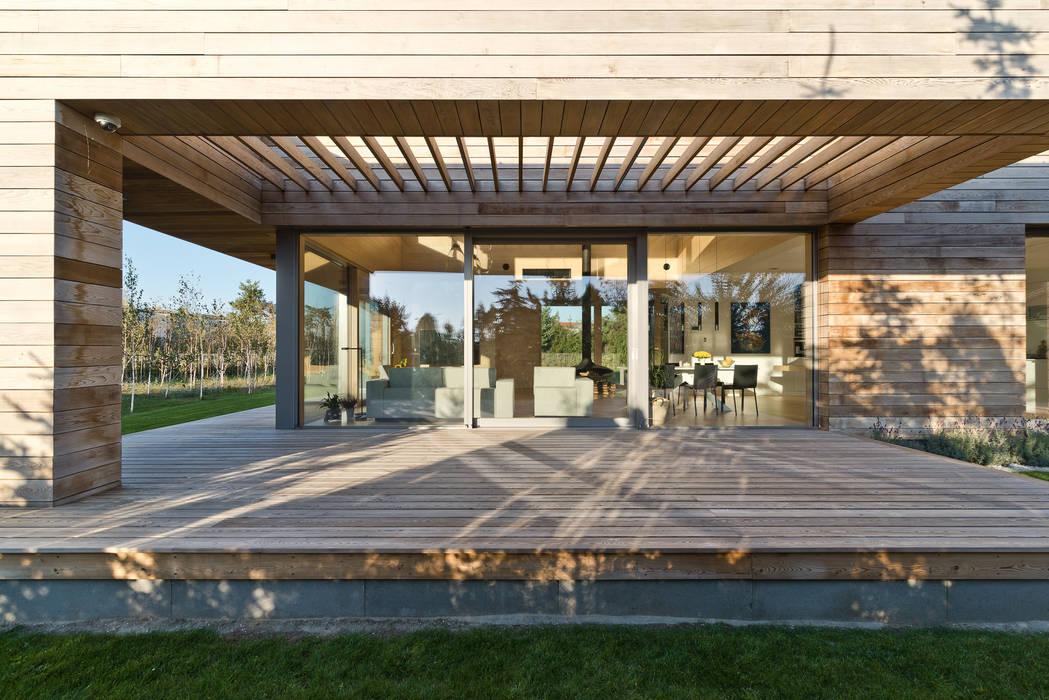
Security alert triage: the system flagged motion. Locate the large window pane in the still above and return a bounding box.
[303,250,351,426]
[648,233,813,426]
[474,241,629,420]
[304,234,465,425]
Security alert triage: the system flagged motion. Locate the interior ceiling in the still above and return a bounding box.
[304,233,803,280]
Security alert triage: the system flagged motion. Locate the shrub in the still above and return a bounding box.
[869,418,1049,467]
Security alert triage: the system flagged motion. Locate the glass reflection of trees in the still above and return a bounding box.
[304,304,337,369]
[651,272,803,357]
[370,294,463,367]
[477,279,628,369]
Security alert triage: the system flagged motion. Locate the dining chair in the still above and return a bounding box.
[723,364,759,416]
[687,363,719,416]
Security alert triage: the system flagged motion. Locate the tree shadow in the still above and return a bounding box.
[801,26,847,99]
[0,352,62,507]
[955,0,1036,98]
[822,224,1022,437]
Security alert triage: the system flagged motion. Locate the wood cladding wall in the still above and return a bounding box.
[813,154,1049,431]
[3,3,1049,101]
[817,218,1028,431]
[0,100,122,506]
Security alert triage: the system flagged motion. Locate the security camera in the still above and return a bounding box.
[93,113,121,132]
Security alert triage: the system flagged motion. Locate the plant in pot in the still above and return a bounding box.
[649,363,671,426]
[321,392,344,424]
[340,396,358,422]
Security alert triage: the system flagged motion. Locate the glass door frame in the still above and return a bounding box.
[466,229,648,428]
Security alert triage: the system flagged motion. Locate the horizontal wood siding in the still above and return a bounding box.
[817,219,1027,432]
[51,104,122,505]
[0,99,55,505]
[4,5,1049,101]
[0,102,122,505]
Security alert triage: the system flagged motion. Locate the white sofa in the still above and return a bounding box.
[366,366,514,420]
[533,367,593,417]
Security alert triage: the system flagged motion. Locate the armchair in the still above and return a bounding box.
[533,367,594,417]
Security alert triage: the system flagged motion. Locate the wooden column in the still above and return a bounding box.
[817,222,1026,432]
[0,102,123,505]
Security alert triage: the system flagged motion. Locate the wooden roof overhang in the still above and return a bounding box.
[103,99,1049,267]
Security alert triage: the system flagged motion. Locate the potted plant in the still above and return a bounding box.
[321,392,343,424]
[649,363,671,426]
[340,396,358,422]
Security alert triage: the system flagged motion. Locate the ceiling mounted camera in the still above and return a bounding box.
[93,113,121,132]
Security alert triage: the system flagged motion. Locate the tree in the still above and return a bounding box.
[175,275,208,399]
[121,258,149,413]
[229,280,268,394]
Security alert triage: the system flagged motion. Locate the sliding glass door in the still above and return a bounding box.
[298,230,812,428]
[303,234,465,426]
[647,232,814,427]
[473,239,632,423]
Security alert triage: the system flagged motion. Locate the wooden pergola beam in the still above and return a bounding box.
[614,136,646,192]
[589,137,614,192]
[236,136,311,191]
[426,137,453,191]
[566,136,585,190]
[456,137,477,193]
[362,136,405,192]
[272,136,335,191]
[518,137,524,192]
[487,136,500,192]
[683,137,741,191]
[659,137,710,191]
[394,136,429,192]
[762,136,858,191]
[206,136,286,191]
[731,136,802,190]
[299,136,357,192]
[709,136,774,191]
[331,136,382,191]
[542,136,553,193]
[802,136,898,189]
[636,136,678,191]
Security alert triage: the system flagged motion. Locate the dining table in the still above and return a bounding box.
[672,364,735,413]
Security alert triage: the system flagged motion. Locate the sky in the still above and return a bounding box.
[123,221,275,307]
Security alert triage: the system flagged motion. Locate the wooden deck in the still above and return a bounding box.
[3,406,1049,581]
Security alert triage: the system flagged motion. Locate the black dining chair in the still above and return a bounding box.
[687,363,719,416]
[723,364,759,417]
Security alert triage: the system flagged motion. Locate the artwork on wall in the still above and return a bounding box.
[730,301,771,354]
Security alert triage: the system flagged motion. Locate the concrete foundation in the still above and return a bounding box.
[2,579,1048,627]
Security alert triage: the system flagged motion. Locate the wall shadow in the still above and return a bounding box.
[955,0,1036,98]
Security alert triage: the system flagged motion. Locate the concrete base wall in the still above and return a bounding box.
[3,579,1049,627]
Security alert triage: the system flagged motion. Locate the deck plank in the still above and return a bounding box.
[2,406,1049,580]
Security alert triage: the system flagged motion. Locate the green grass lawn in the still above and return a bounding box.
[1024,470,1049,482]
[121,386,275,435]
[1,625,1047,698]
